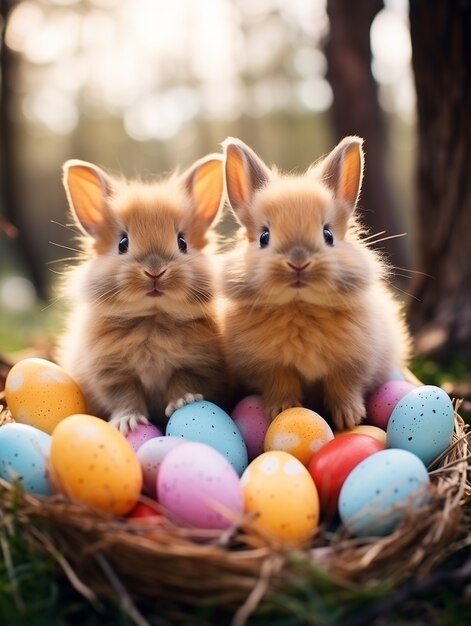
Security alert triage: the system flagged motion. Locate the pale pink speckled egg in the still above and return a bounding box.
[137,436,187,499]
[366,380,417,430]
[125,423,163,452]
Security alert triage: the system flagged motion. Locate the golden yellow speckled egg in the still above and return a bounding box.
[50,414,142,516]
[264,407,334,465]
[336,424,387,446]
[241,450,319,546]
[5,358,87,434]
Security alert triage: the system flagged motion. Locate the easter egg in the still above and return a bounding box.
[125,423,163,453]
[0,423,53,495]
[137,436,187,499]
[387,385,455,466]
[231,395,270,460]
[336,424,388,446]
[49,414,142,516]
[264,407,334,466]
[366,380,417,429]
[166,401,248,475]
[158,442,244,530]
[5,358,87,434]
[241,450,319,546]
[308,434,385,520]
[339,449,430,536]
[127,501,163,526]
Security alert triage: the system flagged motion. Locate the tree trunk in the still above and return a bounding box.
[325,0,408,272]
[0,1,47,299]
[408,0,471,361]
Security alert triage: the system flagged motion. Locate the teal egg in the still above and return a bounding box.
[166,401,248,475]
[387,385,454,466]
[0,423,53,495]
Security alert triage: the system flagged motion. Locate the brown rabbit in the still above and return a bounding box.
[57,155,226,434]
[221,136,410,431]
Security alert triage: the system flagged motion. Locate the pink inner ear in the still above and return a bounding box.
[226,146,250,207]
[339,145,362,206]
[66,165,107,234]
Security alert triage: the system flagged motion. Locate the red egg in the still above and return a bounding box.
[308,434,385,521]
[127,501,163,525]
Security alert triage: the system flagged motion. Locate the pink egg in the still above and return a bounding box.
[366,380,417,429]
[137,436,187,499]
[231,395,270,460]
[158,442,244,530]
[125,423,163,452]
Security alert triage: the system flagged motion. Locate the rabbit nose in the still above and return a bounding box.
[144,268,166,279]
[287,261,310,272]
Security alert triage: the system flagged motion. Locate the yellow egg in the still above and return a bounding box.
[49,414,143,516]
[264,407,334,465]
[336,424,387,446]
[241,450,319,546]
[5,358,87,434]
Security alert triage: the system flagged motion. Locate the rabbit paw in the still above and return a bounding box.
[109,412,149,435]
[265,398,302,421]
[165,393,204,418]
[330,398,366,432]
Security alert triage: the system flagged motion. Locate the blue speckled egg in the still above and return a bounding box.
[387,385,454,466]
[339,448,430,536]
[166,401,248,475]
[0,423,52,495]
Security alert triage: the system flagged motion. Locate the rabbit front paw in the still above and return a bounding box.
[264,398,302,421]
[109,411,149,435]
[165,393,204,418]
[330,397,366,432]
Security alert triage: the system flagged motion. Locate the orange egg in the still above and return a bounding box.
[241,450,319,546]
[5,358,87,434]
[336,424,387,446]
[264,407,334,465]
[50,414,142,516]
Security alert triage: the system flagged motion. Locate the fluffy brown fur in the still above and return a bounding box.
[56,156,226,434]
[220,136,411,430]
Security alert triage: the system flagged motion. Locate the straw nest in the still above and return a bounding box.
[0,385,470,626]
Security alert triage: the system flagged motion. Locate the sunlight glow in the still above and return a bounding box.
[5,0,413,138]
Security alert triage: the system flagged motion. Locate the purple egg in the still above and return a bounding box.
[137,436,187,499]
[231,395,270,460]
[158,442,244,530]
[366,380,417,429]
[125,423,163,452]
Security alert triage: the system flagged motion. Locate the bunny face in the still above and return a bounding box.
[223,168,376,309]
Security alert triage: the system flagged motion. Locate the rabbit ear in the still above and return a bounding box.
[181,154,224,248]
[316,136,364,214]
[223,138,271,228]
[62,160,115,237]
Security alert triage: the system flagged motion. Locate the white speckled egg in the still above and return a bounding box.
[166,401,248,475]
[387,385,455,466]
[339,448,430,536]
[137,436,187,499]
[0,423,52,495]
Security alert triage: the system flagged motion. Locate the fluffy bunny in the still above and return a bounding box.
[57,155,226,434]
[221,136,410,430]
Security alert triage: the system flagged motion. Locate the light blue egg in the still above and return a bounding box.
[339,449,430,537]
[387,385,454,466]
[166,401,248,475]
[0,423,52,495]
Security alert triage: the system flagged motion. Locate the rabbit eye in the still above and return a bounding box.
[323,226,334,246]
[177,232,187,253]
[118,233,129,254]
[259,227,270,248]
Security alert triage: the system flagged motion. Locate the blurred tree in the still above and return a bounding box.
[408,0,471,362]
[325,0,408,272]
[0,1,46,299]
